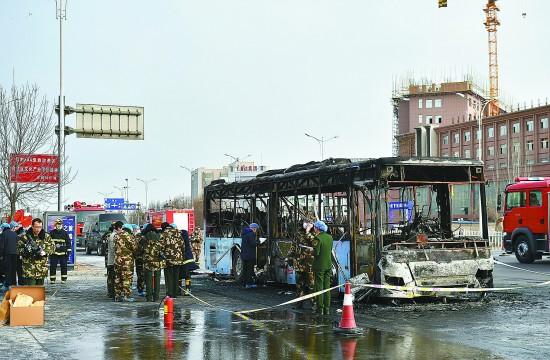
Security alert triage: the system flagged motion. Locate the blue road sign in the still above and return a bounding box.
[122,203,137,210]
[104,198,125,210]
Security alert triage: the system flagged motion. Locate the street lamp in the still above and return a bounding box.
[224,153,251,165]
[179,165,193,201]
[136,178,157,210]
[124,178,129,203]
[98,191,113,203]
[113,186,125,198]
[478,99,496,162]
[304,133,338,160]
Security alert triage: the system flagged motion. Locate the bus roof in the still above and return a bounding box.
[205,157,484,197]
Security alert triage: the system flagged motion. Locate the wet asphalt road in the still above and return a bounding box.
[1,252,549,360]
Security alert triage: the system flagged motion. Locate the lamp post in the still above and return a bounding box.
[136,178,157,211]
[124,178,129,203]
[56,0,67,211]
[113,186,125,198]
[98,191,113,204]
[304,133,338,160]
[179,166,194,201]
[224,153,251,166]
[478,99,495,162]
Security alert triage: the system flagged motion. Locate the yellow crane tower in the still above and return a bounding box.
[439,0,501,116]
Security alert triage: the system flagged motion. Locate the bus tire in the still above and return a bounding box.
[515,235,535,264]
[232,250,243,283]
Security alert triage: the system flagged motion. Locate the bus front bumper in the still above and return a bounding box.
[378,248,494,298]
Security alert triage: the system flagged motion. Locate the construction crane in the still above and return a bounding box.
[484,0,500,116]
[439,0,501,116]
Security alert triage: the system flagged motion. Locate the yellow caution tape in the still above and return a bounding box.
[184,260,550,315]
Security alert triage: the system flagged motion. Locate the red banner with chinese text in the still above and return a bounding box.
[10,154,59,184]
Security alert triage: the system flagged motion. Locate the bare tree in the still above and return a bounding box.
[0,84,74,215]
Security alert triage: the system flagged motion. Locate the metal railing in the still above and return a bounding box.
[456,229,503,249]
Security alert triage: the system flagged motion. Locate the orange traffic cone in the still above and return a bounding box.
[335,281,363,335]
[340,338,358,360]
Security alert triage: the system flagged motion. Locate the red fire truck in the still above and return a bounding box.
[503,177,550,263]
[65,201,105,247]
[148,209,195,233]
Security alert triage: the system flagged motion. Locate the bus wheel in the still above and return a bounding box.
[515,236,535,264]
[232,250,243,283]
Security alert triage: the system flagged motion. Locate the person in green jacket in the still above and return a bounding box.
[312,220,333,315]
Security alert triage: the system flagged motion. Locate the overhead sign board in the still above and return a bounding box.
[10,154,59,184]
[104,198,125,210]
[104,198,137,211]
[75,104,144,140]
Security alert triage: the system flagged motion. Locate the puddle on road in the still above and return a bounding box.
[67,308,500,359]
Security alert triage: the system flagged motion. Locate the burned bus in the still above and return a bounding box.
[203,157,494,298]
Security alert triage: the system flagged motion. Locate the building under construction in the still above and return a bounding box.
[393,79,550,221]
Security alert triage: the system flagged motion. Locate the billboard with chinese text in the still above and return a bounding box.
[10,154,59,184]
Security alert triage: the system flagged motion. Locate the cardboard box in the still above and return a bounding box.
[9,286,45,326]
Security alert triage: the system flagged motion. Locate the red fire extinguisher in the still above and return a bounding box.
[164,296,174,328]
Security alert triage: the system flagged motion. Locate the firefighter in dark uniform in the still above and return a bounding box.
[179,227,199,296]
[49,218,72,283]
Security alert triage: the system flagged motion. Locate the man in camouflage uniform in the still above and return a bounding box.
[134,229,146,296]
[113,222,137,302]
[17,218,54,285]
[289,222,316,308]
[190,227,203,264]
[160,222,184,298]
[141,223,165,302]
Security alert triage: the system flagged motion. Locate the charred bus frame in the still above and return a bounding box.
[204,157,493,298]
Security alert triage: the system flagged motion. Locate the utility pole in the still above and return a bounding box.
[124,178,129,203]
[179,165,193,202]
[56,0,67,211]
[136,178,157,210]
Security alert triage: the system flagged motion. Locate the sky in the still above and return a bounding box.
[1,0,549,209]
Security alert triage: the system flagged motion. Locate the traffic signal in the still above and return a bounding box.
[438,0,448,8]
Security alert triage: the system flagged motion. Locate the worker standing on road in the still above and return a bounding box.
[141,223,165,302]
[191,227,203,264]
[0,223,8,287]
[289,221,315,308]
[105,224,116,299]
[134,226,146,297]
[160,222,184,298]
[312,220,333,315]
[113,222,137,302]
[240,223,260,289]
[1,223,18,290]
[17,218,54,285]
[179,227,199,296]
[49,219,72,284]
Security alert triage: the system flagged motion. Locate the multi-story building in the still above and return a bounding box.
[191,161,268,201]
[394,80,550,219]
